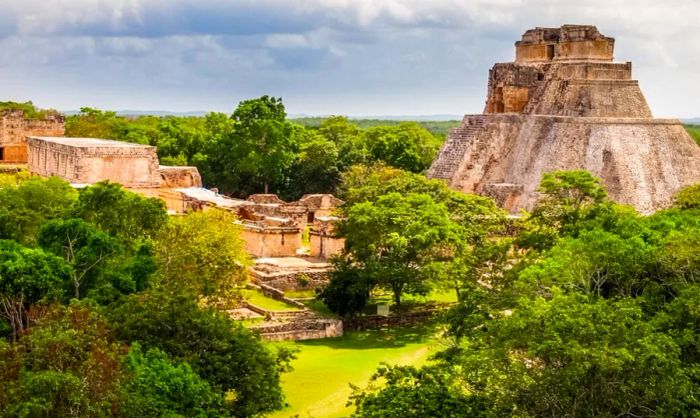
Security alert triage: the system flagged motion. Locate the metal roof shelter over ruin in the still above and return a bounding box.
[428,25,700,214]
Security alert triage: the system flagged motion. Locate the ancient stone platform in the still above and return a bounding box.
[428,25,700,214]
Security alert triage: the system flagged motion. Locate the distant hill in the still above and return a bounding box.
[683,118,700,125]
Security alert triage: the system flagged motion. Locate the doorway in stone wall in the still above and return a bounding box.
[547,44,555,60]
[0,147,4,161]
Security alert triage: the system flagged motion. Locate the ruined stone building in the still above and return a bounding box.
[0,110,64,163]
[25,135,345,260]
[178,189,345,259]
[27,136,162,187]
[428,25,700,214]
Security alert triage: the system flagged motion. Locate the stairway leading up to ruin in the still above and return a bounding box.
[427,115,487,182]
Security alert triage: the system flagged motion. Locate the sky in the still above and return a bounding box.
[0,0,699,117]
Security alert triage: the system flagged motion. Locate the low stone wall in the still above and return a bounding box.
[344,309,444,331]
[249,282,308,310]
[252,319,343,341]
[251,269,330,292]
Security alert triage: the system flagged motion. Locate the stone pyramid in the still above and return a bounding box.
[428,25,700,214]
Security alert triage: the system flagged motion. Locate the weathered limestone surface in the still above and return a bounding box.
[27,136,161,187]
[0,110,64,163]
[158,165,202,188]
[309,216,345,259]
[429,25,700,214]
[241,225,302,258]
[249,257,332,291]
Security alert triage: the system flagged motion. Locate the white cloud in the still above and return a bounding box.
[0,0,697,116]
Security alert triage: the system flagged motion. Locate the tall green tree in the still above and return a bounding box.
[107,291,291,417]
[120,343,223,417]
[337,193,465,308]
[0,241,71,341]
[73,182,167,243]
[207,96,296,195]
[0,177,77,245]
[363,123,442,173]
[153,209,249,302]
[37,219,118,299]
[0,303,124,417]
[283,127,341,200]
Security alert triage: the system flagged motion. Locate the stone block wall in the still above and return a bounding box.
[0,110,64,163]
[309,233,345,259]
[158,166,202,188]
[252,319,343,341]
[241,225,301,258]
[515,25,614,64]
[26,137,160,187]
[250,268,330,292]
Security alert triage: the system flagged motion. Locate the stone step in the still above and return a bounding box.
[428,118,489,180]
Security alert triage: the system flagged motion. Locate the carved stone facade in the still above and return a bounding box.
[0,110,64,163]
[428,25,700,214]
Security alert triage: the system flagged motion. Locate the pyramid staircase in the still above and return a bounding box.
[427,115,488,183]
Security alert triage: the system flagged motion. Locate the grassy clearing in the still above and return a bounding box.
[285,289,317,299]
[242,289,301,312]
[270,325,440,418]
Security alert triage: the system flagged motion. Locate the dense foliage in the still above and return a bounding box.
[0,174,290,417]
[65,98,443,200]
[321,164,505,314]
[349,170,700,417]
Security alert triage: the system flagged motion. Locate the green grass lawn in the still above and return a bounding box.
[270,325,440,418]
[242,289,301,312]
[285,289,317,299]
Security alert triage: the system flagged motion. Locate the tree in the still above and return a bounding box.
[318,258,372,317]
[153,208,249,302]
[363,123,442,173]
[521,170,609,248]
[283,127,341,200]
[73,181,167,243]
[65,107,125,140]
[460,294,693,417]
[0,177,77,245]
[336,164,505,301]
[349,365,490,418]
[318,116,367,170]
[206,96,296,195]
[107,291,291,417]
[38,218,118,299]
[337,193,465,308]
[518,228,655,298]
[673,183,700,210]
[0,303,124,417]
[0,241,71,341]
[120,343,222,417]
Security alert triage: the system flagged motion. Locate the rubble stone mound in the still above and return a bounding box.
[428,25,700,214]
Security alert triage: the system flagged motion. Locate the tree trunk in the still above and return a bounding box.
[264,182,269,194]
[393,286,402,311]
